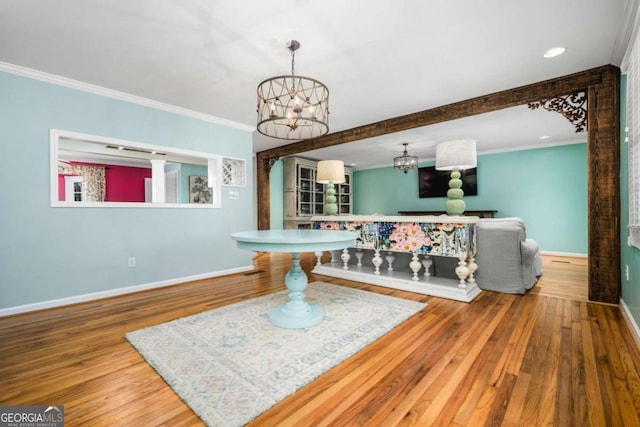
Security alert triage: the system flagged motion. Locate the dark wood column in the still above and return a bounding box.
[587,66,621,303]
[255,64,621,304]
[256,153,280,230]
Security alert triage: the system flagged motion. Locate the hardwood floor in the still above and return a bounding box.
[1,253,639,426]
[530,255,589,302]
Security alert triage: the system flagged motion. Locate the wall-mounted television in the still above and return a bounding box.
[418,166,478,198]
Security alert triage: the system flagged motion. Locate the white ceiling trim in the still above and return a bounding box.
[472,138,587,158]
[0,61,255,133]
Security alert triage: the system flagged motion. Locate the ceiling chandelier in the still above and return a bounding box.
[257,40,329,140]
[393,143,419,174]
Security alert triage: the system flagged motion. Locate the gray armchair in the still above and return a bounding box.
[474,217,542,294]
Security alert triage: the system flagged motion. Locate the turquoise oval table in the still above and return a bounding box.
[231,229,357,329]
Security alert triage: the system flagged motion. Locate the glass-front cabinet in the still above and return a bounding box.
[283,157,353,229]
[297,165,313,216]
[338,174,351,214]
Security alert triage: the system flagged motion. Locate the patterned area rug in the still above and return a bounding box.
[126,282,426,426]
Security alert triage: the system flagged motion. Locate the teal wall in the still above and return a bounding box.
[0,71,254,310]
[353,143,588,254]
[180,164,208,204]
[620,74,640,323]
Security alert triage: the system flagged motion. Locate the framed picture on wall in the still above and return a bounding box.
[189,176,212,204]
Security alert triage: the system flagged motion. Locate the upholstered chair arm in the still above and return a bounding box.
[520,239,540,269]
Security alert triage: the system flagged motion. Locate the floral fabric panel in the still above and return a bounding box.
[315,220,475,257]
[57,162,106,201]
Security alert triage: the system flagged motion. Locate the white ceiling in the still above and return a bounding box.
[0,0,635,169]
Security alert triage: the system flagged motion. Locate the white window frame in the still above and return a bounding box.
[64,176,84,201]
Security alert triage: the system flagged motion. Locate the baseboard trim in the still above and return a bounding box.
[620,299,640,352]
[0,265,254,318]
[539,251,588,258]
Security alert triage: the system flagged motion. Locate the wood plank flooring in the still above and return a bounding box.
[1,254,639,426]
[530,255,589,301]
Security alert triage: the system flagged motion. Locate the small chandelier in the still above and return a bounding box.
[257,40,329,140]
[393,143,419,174]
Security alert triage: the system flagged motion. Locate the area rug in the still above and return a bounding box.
[125,282,425,426]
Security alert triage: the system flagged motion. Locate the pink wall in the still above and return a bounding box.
[57,162,152,202]
[58,175,65,201]
[105,165,151,202]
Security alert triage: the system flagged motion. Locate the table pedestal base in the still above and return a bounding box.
[269,252,324,329]
[269,304,324,329]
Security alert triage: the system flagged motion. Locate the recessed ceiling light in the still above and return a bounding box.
[539,135,550,140]
[544,47,565,58]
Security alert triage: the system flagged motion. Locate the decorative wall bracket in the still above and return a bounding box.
[266,156,280,174]
[527,92,587,133]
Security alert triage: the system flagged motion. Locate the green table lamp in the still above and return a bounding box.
[316,160,346,215]
[435,139,477,216]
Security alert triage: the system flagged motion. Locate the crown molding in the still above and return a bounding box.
[0,61,255,133]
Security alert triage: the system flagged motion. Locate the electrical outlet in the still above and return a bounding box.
[229,191,239,200]
[626,264,630,281]
[128,257,136,268]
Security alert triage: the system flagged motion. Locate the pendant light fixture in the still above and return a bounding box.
[257,40,329,140]
[393,143,419,174]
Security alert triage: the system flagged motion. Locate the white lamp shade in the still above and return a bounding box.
[316,160,346,184]
[435,139,477,171]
